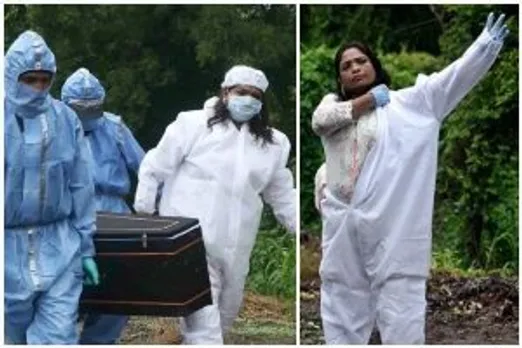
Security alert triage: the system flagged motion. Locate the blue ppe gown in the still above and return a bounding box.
[5,31,96,344]
[61,68,145,344]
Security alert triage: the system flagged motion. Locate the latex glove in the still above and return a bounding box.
[82,257,100,286]
[369,84,390,108]
[485,12,509,42]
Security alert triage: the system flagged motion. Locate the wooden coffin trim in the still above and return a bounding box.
[97,237,203,257]
[82,288,211,307]
[96,213,180,232]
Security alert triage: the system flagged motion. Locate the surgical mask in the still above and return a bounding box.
[81,117,103,132]
[226,95,262,122]
[68,99,104,131]
[13,82,50,118]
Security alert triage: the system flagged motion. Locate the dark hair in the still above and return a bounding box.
[334,41,391,101]
[207,89,274,146]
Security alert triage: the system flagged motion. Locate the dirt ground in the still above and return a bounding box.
[117,292,295,344]
[300,237,519,345]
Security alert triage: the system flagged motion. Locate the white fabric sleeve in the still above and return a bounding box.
[134,113,194,213]
[311,93,355,136]
[261,134,296,234]
[411,29,503,121]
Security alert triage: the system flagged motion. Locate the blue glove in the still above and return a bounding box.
[485,12,509,42]
[369,84,390,108]
[82,257,100,286]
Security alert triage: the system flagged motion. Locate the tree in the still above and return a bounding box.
[5,4,296,152]
[435,5,518,269]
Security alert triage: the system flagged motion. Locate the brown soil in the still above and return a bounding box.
[300,237,518,345]
[117,291,295,344]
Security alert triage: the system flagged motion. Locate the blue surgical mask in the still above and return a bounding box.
[13,82,51,118]
[227,95,262,122]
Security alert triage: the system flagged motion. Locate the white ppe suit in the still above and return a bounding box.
[314,163,327,212]
[317,30,502,344]
[134,101,296,344]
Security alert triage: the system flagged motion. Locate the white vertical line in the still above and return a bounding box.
[295,2,301,346]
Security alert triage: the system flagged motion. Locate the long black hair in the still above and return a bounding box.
[334,41,391,101]
[207,89,274,145]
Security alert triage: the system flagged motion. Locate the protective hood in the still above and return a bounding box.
[61,67,106,104]
[5,30,56,117]
[61,68,106,131]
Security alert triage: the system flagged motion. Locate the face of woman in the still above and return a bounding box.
[222,84,264,123]
[338,47,377,96]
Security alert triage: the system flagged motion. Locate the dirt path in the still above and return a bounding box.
[301,274,518,344]
[300,240,518,345]
[118,292,295,344]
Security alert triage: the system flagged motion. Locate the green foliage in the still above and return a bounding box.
[245,209,296,300]
[301,5,443,55]
[431,248,515,278]
[434,5,518,271]
[247,225,295,299]
[380,51,442,89]
[300,45,335,226]
[301,5,518,273]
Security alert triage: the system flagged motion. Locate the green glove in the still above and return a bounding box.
[82,257,100,286]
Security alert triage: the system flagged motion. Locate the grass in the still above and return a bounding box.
[119,292,295,344]
[247,225,296,300]
[432,247,517,278]
[226,292,295,344]
[226,319,295,345]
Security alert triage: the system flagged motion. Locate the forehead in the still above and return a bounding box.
[340,47,368,64]
[230,84,263,96]
[20,70,52,79]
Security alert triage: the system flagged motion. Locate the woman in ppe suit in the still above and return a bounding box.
[4,30,99,344]
[134,65,296,344]
[311,13,509,344]
[61,68,145,344]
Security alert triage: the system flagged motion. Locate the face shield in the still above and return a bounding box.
[67,98,104,120]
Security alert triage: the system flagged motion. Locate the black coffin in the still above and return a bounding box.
[80,212,212,317]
